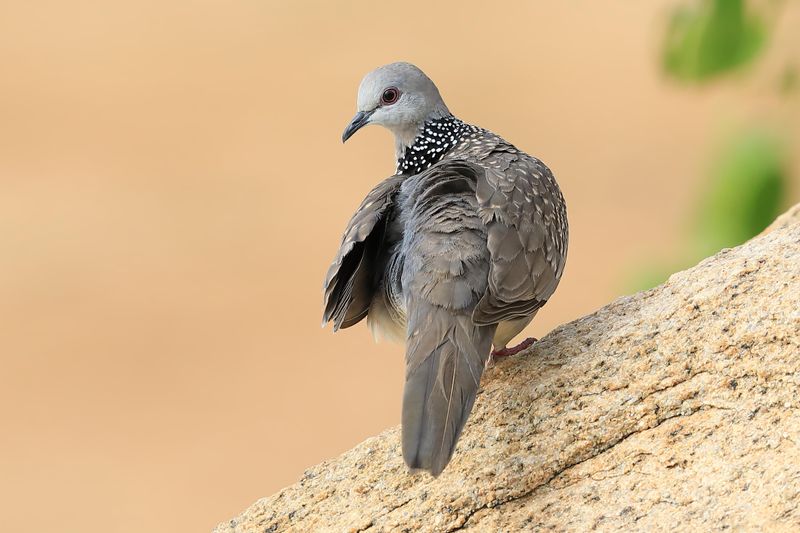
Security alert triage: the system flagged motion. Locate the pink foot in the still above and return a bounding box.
[491,337,538,358]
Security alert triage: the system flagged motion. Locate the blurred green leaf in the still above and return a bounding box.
[628,0,792,293]
[780,63,798,95]
[662,0,768,82]
[628,128,789,292]
[694,129,787,256]
[626,262,684,293]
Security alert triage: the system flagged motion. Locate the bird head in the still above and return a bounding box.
[342,62,450,152]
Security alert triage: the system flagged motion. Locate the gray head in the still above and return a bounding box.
[342,62,450,151]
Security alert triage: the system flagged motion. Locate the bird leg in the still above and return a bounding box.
[491,337,537,358]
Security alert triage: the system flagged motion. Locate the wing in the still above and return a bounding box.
[322,174,405,331]
[472,147,568,325]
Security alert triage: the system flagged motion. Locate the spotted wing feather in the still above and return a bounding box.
[471,146,568,325]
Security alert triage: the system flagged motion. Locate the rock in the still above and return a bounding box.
[217,206,800,532]
[762,202,800,236]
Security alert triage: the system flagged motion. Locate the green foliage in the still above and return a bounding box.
[694,129,787,256]
[662,0,768,82]
[628,128,789,292]
[627,0,793,293]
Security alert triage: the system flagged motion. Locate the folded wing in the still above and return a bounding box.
[472,149,568,325]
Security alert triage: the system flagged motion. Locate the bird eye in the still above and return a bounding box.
[381,87,400,105]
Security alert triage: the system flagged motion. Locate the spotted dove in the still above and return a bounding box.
[323,62,568,476]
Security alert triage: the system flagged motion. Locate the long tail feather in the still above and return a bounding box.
[402,305,494,476]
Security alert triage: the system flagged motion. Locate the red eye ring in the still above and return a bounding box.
[381,87,400,105]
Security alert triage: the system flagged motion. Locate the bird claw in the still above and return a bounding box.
[491,337,538,359]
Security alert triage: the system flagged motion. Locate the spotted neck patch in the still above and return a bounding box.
[397,115,479,175]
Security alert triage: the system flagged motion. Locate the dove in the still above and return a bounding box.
[324,62,568,476]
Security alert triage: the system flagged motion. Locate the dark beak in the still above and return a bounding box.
[342,110,373,143]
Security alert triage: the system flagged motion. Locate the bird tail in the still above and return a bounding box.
[402,300,495,476]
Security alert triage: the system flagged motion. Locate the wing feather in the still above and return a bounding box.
[472,148,568,326]
[322,174,405,330]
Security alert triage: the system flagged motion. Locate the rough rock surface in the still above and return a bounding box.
[218,207,800,532]
[763,202,800,235]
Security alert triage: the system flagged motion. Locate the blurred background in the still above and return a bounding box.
[0,1,797,532]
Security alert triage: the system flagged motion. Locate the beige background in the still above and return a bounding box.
[0,2,797,532]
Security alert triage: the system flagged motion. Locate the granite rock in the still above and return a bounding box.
[217,206,800,532]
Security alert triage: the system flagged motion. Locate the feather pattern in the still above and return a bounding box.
[323,148,567,475]
[325,96,567,475]
[392,161,495,475]
[447,132,568,325]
